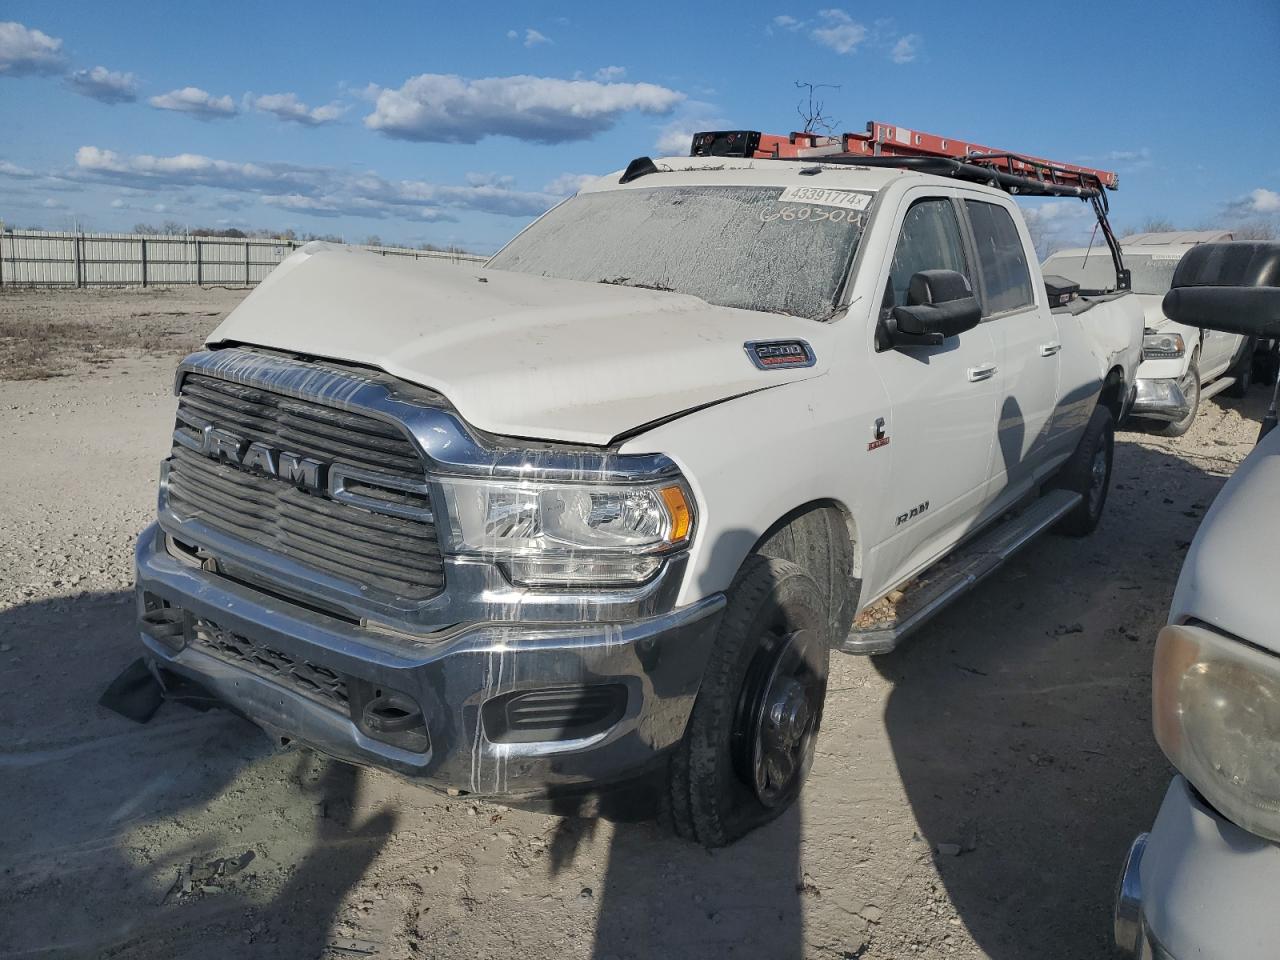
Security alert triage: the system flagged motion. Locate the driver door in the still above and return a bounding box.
[872,195,1002,589]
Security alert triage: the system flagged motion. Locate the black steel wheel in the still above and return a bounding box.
[666,555,830,847]
[1053,403,1115,537]
[734,627,826,810]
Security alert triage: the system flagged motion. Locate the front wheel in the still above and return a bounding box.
[666,555,830,847]
[1053,403,1115,537]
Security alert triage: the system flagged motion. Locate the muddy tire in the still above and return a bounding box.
[1053,404,1115,537]
[1154,353,1200,437]
[667,555,830,847]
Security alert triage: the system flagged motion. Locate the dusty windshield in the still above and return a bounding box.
[1124,254,1183,296]
[486,184,871,320]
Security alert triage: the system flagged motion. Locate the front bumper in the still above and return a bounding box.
[1115,776,1280,960]
[135,524,724,797]
[1131,378,1191,423]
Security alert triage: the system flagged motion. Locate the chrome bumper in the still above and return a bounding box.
[1132,378,1190,423]
[1117,776,1280,960]
[135,524,724,797]
[1115,833,1174,958]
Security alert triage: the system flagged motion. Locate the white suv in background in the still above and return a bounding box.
[1043,231,1253,435]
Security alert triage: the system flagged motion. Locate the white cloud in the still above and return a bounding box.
[655,124,698,156]
[811,9,867,54]
[594,65,626,82]
[67,66,138,103]
[544,172,596,196]
[522,28,551,47]
[0,21,66,77]
[364,73,685,144]
[1250,188,1280,214]
[0,159,38,178]
[149,86,237,119]
[74,145,560,220]
[890,34,920,63]
[1224,187,1280,218]
[248,92,346,126]
[772,14,804,30]
[653,101,728,156]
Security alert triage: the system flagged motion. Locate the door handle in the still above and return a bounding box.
[1040,342,1063,357]
[967,362,998,382]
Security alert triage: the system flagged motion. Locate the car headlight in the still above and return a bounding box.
[1143,330,1186,359]
[435,475,694,587]
[1153,623,1280,841]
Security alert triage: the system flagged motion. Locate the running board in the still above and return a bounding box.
[840,489,1083,656]
[1201,376,1235,402]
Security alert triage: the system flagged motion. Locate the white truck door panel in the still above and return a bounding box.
[871,195,1001,589]
[962,198,1058,502]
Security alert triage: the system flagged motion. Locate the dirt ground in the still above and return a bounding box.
[0,287,1266,959]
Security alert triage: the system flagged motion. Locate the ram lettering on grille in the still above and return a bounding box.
[164,372,444,599]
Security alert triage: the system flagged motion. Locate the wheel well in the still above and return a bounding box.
[752,501,860,640]
[1099,366,1125,422]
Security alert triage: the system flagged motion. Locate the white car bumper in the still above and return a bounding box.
[1116,776,1280,959]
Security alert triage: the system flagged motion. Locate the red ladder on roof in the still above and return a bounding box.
[691,121,1119,191]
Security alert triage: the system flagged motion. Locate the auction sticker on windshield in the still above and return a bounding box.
[777,186,873,211]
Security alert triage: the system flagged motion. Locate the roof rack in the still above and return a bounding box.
[689,121,1130,290]
[690,122,1118,198]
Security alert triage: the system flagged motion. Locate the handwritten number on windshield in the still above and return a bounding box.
[760,205,849,224]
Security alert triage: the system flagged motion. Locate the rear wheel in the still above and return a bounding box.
[1154,353,1200,437]
[667,555,830,847]
[1053,404,1115,537]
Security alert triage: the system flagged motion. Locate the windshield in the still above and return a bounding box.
[1124,253,1183,296]
[1040,251,1119,292]
[1041,249,1183,296]
[486,184,871,320]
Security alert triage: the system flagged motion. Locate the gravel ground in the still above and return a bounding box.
[0,287,1267,959]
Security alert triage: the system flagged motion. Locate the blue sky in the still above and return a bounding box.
[1,1,1277,253]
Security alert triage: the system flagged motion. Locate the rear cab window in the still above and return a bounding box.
[964,200,1036,316]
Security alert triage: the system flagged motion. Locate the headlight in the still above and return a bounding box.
[1154,623,1280,841]
[1143,331,1186,359]
[436,475,694,587]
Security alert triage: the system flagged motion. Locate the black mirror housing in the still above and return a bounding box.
[1161,241,1280,338]
[883,269,982,347]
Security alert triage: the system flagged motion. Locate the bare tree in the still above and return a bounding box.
[1229,221,1278,241]
[795,81,840,135]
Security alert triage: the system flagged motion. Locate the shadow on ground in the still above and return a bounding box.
[0,590,395,959]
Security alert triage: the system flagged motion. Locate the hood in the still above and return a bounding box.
[1134,293,1175,331]
[208,244,830,446]
[1169,426,1280,650]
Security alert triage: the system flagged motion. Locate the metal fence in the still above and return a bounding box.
[0,230,487,288]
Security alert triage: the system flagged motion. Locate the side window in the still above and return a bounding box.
[889,198,971,307]
[964,200,1035,315]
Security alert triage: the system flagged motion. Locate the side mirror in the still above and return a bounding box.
[881,270,982,348]
[1161,241,1280,338]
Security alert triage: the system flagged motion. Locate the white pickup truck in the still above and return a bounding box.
[1044,231,1254,435]
[133,129,1144,845]
[1115,241,1280,960]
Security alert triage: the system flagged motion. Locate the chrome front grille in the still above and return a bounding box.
[165,371,444,600]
